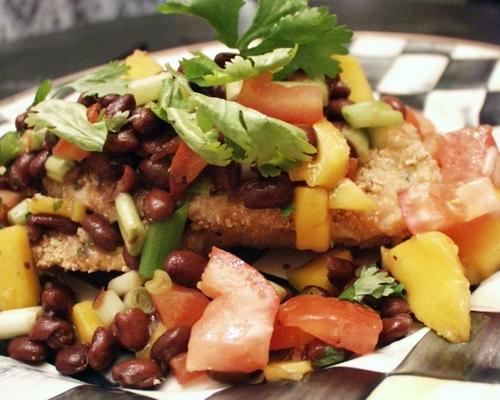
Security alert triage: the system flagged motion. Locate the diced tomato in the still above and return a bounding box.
[278,295,382,355]
[187,247,279,373]
[0,190,23,209]
[151,284,210,331]
[236,73,324,125]
[405,107,439,158]
[270,321,314,350]
[437,125,498,184]
[398,177,500,234]
[52,139,90,162]
[170,353,207,385]
[86,103,102,123]
[169,141,208,200]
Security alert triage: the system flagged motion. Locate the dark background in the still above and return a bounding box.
[0,0,499,100]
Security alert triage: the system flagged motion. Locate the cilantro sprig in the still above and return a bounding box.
[159,0,352,80]
[339,265,404,304]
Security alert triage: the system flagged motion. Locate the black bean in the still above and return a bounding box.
[105,94,136,117]
[55,343,89,376]
[326,77,351,99]
[28,150,50,179]
[116,165,139,194]
[143,188,174,222]
[43,133,58,151]
[41,281,75,317]
[81,213,122,251]
[138,158,169,189]
[88,327,115,371]
[7,336,46,364]
[112,358,162,389]
[240,176,294,209]
[29,316,76,350]
[211,162,241,194]
[77,94,97,108]
[379,314,413,345]
[326,257,355,290]
[326,98,353,121]
[27,218,43,243]
[150,326,191,371]
[28,214,78,235]
[122,247,140,270]
[208,370,260,384]
[211,85,226,99]
[213,52,237,68]
[378,298,411,318]
[104,128,139,154]
[131,107,165,137]
[8,153,34,189]
[85,153,123,180]
[164,250,207,288]
[112,308,150,352]
[15,112,28,132]
[0,174,10,189]
[99,94,120,108]
[381,95,407,118]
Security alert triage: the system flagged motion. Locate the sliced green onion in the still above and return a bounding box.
[7,199,30,225]
[115,192,147,257]
[0,131,22,166]
[139,203,189,279]
[128,72,169,105]
[0,306,42,340]
[93,290,125,328]
[342,101,404,129]
[44,155,75,183]
[144,270,172,295]
[123,287,155,314]
[108,270,144,297]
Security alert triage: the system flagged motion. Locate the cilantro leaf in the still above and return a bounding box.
[158,0,244,48]
[312,347,346,368]
[25,99,108,152]
[281,203,294,218]
[244,7,351,79]
[237,0,308,49]
[32,79,52,106]
[339,265,405,303]
[181,46,297,87]
[190,92,316,176]
[59,61,129,97]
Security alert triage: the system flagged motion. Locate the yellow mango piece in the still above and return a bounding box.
[286,248,352,292]
[294,187,330,252]
[72,301,103,344]
[264,361,312,382]
[125,50,164,80]
[137,322,167,359]
[382,232,470,343]
[328,178,378,211]
[333,55,374,102]
[289,120,349,189]
[0,226,41,310]
[28,195,86,223]
[444,212,500,285]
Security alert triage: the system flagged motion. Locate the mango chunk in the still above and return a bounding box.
[444,212,500,285]
[333,55,374,103]
[329,178,378,211]
[289,120,349,189]
[28,195,86,223]
[137,322,167,359]
[382,232,470,343]
[294,187,330,252]
[0,226,41,310]
[72,301,103,344]
[264,361,312,382]
[125,50,164,80]
[286,249,352,292]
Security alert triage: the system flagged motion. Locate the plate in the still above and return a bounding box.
[0,32,500,400]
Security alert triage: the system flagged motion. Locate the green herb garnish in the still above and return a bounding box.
[32,79,52,106]
[312,347,346,368]
[339,264,404,303]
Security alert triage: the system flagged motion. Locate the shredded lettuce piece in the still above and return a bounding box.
[25,99,108,152]
[181,46,297,87]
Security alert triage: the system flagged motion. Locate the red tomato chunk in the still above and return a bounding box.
[187,247,279,373]
[278,295,382,355]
